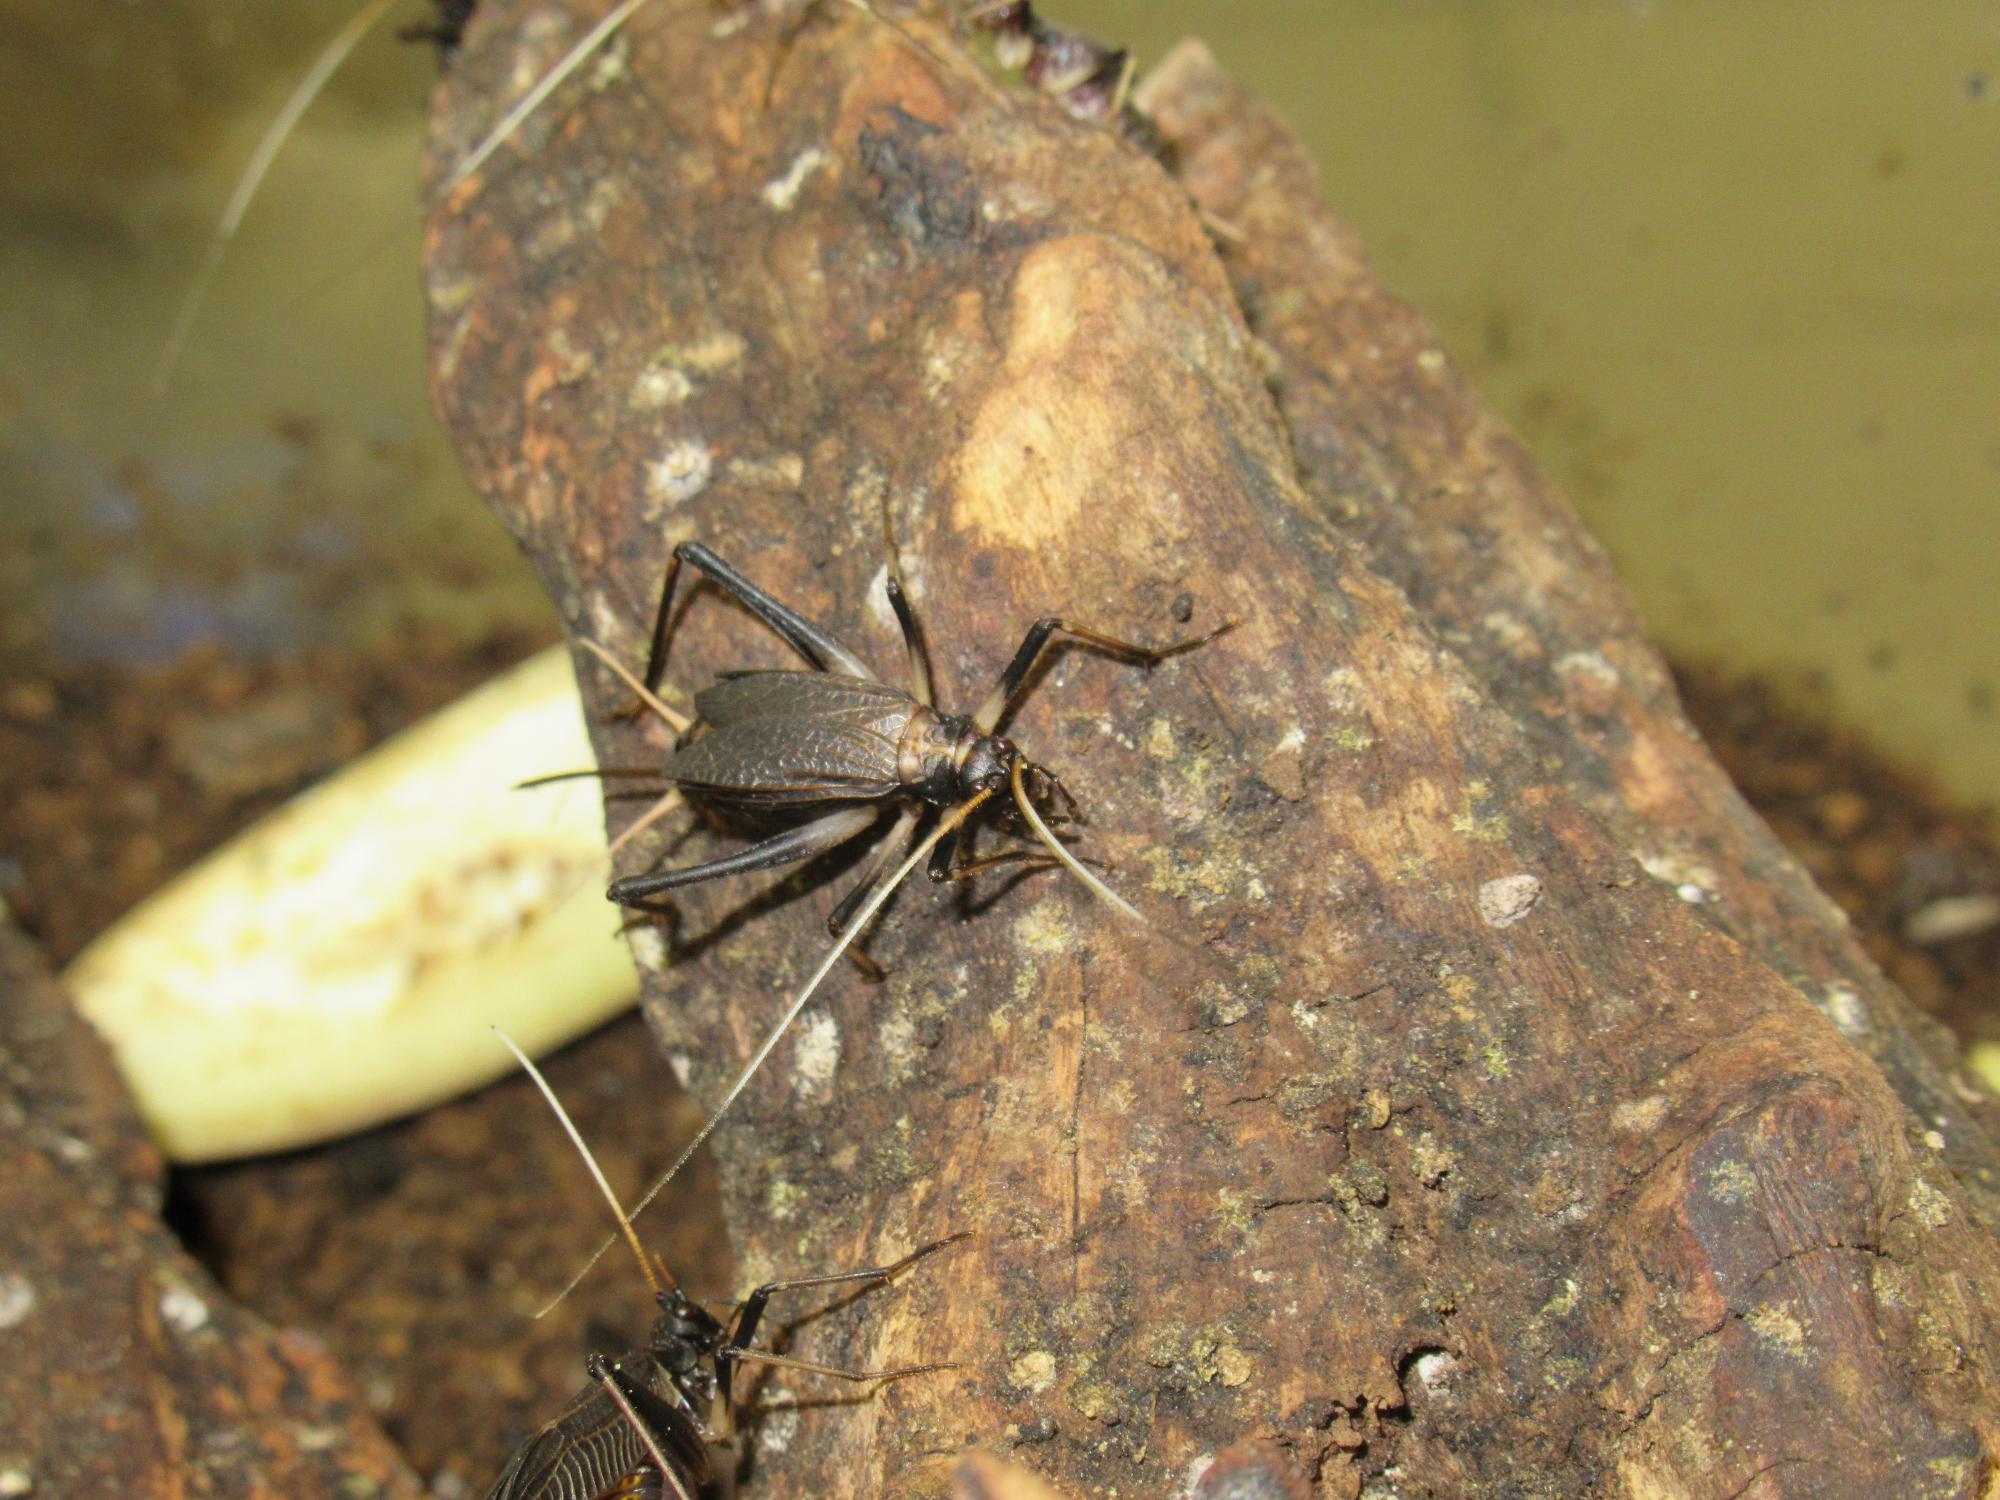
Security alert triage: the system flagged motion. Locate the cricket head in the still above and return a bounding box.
[955,731,1019,797]
[651,1288,724,1388]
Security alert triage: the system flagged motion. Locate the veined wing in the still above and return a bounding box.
[482,1383,642,1500]
[694,670,914,733]
[483,1373,709,1500]
[661,714,903,804]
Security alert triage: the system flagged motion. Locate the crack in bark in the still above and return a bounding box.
[1740,1238,1889,1301]
[1719,1455,1809,1500]
[1252,1195,1338,1218]
[1070,983,1086,1300]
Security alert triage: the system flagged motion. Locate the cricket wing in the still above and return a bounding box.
[481,1385,644,1500]
[482,1375,710,1500]
[662,714,904,805]
[693,670,914,732]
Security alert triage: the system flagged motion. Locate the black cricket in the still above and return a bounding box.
[484,1036,961,1500]
[540,541,1228,1305]
[596,540,1230,932]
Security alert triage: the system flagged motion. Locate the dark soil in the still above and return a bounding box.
[0,633,1994,1487]
[1674,663,2000,1046]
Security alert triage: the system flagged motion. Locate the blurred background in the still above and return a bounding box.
[2,0,1996,1488]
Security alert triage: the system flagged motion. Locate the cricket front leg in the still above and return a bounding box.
[973,615,1235,732]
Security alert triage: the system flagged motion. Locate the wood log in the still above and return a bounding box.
[421,4,2000,1495]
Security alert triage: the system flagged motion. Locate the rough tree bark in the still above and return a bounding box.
[422,4,2000,1497]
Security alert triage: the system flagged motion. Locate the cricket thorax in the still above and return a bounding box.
[897,709,1016,805]
[651,1294,723,1376]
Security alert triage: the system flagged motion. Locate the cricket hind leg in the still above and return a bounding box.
[821,805,922,981]
[608,805,877,906]
[669,542,875,679]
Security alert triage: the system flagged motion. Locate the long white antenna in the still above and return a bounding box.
[153,0,400,391]
[445,0,656,191]
[492,1027,665,1296]
[578,636,691,733]
[1010,758,1144,924]
[444,0,949,195]
[539,787,998,1313]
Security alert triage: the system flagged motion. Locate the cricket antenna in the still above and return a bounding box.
[578,636,692,734]
[152,0,400,392]
[1010,757,1145,925]
[491,1027,669,1303]
[1010,756,1235,984]
[538,787,999,1315]
[445,0,652,192]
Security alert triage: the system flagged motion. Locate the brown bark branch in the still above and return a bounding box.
[422,4,2000,1496]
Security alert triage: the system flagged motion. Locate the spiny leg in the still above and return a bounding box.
[728,1232,972,1342]
[673,542,873,678]
[608,805,876,906]
[724,1348,957,1386]
[974,616,1236,734]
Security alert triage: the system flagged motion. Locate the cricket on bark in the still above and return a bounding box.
[485,1032,963,1500]
[544,539,1229,1299]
